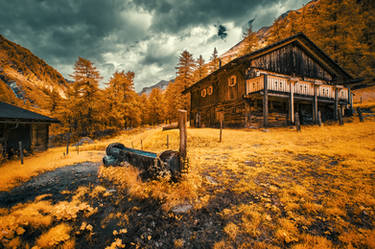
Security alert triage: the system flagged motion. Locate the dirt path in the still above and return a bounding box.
[0,161,100,208]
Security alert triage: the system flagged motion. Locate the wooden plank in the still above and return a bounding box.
[66,133,70,155]
[18,141,23,165]
[263,75,268,127]
[218,112,224,142]
[289,81,295,123]
[179,110,187,159]
[162,124,178,131]
[334,87,339,120]
[295,112,301,132]
[313,85,318,123]
[338,108,344,125]
[318,110,322,126]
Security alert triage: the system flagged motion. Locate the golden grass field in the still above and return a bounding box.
[0,119,375,248]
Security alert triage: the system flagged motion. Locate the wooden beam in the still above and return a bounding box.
[313,85,318,124]
[348,88,353,114]
[18,141,24,165]
[263,75,268,128]
[318,110,322,126]
[334,87,339,120]
[179,110,187,159]
[295,112,301,132]
[289,80,295,124]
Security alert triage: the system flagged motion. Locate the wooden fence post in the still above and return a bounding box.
[295,112,301,132]
[141,139,143,150]
[66,133,70,155]
[18,141,23,165]
[131,141,134,149]
[357,107,364,122]
[318,110,322,127]
[166,135,169,148]
[219,112,223,143]
[76,144,79,155]
[178,110,187,159]
[338,108,344,125]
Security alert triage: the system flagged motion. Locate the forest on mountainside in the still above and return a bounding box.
[1,0,374,139]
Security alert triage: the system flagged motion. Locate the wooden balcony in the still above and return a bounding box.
[246,74,349,101]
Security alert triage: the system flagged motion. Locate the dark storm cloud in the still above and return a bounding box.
[132,0,280,33]
[0,0,310,90]
[0,0,139,65]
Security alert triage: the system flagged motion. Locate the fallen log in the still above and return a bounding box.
[103,143,183,181]
[162,123,178,131]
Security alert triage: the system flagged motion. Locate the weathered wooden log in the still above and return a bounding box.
[103,143,183,181]
[162,124,179,131]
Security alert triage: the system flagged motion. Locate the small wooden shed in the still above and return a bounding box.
[0,102,59,157]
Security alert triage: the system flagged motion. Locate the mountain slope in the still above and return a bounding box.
[0,34,67,111]
[139,80,172,95]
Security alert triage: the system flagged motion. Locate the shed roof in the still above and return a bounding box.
[183,33,353,94]
[0,102,59,123]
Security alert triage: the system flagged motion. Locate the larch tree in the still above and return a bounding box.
[239,19,259,57]
[66,57,102,136]
[194,55,208,82]
[209,47,219,73]
[105,70,141,129]
[146,88,166,125]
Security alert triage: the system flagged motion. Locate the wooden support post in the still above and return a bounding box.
[141,139,143,150]
[18,141,23,165]
[295,112,301,132]
[166,135,169,148]
[318,110,322,127]
[218,112,224,143]
[76,144,79,155]
[263,75,268,128]
[289,81,295,124]
[179,110,187,159]
[338,108,344,125]
[313,85,318,124]
[348,88,353,115]
[334,87,339,120]
[357,107,364,122]
[66,133,70,155]
[131,141,134,149]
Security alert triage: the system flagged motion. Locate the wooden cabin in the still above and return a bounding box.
[0,102,59,157]
[183,33,354,128]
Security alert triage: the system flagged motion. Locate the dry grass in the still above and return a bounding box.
[97,119,375,248]
[0,127,159,192]
[1,120,375,248]
[0,186,98,248]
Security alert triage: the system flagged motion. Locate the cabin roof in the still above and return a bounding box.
[0,102,59,123]
[183,33,353,94]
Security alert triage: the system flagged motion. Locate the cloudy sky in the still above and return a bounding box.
[0,0,310,92]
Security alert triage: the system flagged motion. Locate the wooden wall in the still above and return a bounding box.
[250,43,334,82]
[31,124,49,151]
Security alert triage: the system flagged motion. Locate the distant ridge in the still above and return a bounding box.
[139,79,173,95]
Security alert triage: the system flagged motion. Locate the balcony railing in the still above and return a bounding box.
[246,75,348,100]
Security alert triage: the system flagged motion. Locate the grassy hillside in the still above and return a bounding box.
[0,120,374,248]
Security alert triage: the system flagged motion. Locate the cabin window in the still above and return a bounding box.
[201,88,207,97]
[207,86,213,95]
[228,75,237,87]
[275,81,277,89]
[280,82,282,88]
[252,83,255,90]
[322,89,325,95]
